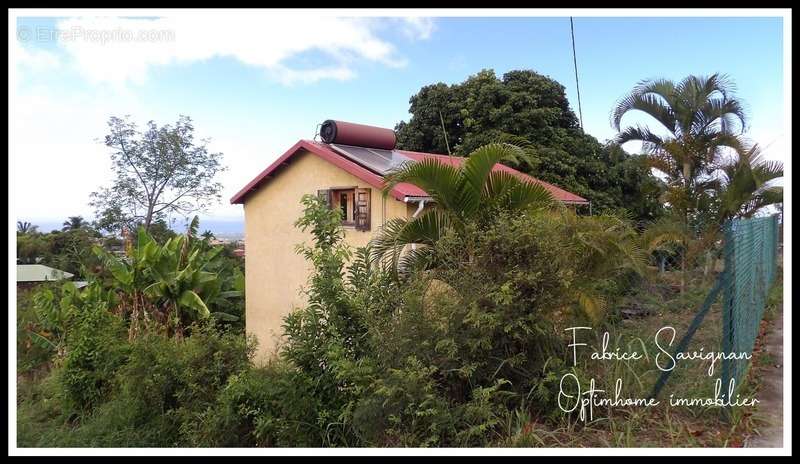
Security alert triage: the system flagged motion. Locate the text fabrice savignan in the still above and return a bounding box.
[558,327,758,423]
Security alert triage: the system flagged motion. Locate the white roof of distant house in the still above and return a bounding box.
[16,264,74,282]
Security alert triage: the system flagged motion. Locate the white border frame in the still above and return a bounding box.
[8,7,792,457]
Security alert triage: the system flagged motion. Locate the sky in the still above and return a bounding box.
[10,12,788,231]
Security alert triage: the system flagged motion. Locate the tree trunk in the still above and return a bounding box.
[681,161,691,294]
[144,204,154,231]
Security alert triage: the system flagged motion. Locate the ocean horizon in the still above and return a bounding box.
[19,217,245,239]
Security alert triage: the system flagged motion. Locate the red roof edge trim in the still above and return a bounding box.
[231,140,407,204]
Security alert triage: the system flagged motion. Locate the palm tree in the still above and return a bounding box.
[201,230,215,242]
[62,216,88,231]
[612,74,746,185]
[371,143,556,274]
[717,143,783,221]
[17,221,38,234]
[612,74,747,290]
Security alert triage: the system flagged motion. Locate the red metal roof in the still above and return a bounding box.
[397,149,589,204]
[230,140,588,205]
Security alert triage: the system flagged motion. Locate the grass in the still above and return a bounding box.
[497,265,784,448]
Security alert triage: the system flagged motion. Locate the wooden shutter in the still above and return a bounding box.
[355,188,371,231]
[317,189,332,208]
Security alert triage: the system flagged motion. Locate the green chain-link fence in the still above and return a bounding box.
[651,215,780,406]
[720,215,780,395]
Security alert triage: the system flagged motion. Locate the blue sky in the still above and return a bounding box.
[11,13,787,229]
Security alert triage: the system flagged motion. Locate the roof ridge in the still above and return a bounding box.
[232,140,588,204]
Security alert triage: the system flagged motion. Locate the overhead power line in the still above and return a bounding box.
[569,17,585,132]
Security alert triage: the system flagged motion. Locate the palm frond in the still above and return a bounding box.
[615,125,667,152]
[461,143,525,215]
[611,78,677,132]
[483,171,555,212]
[382,158,463,214]
[369,211,453,275]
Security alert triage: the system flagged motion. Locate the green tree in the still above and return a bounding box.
[612,74,747,289]
[371,143,555,274]
[92,217,242,338]
[17,221,38,234]
[44,229,99,277]
[62,216,89,231]
[717,143,783,221]
[90,115,226,233]
[16,233,48,264]
[395,69,664,221]
[611,74,746,226]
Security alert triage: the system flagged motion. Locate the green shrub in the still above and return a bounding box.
[59,308,128,414]
[190,362,334,447]
[112,326,252,445]
[57,286,128,413]
[16,286,55,375]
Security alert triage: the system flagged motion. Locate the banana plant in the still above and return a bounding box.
[92,217,243,338]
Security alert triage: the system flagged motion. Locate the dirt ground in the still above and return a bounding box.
[744,304,784,448]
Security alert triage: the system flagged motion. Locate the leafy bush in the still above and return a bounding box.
[18,325,254,447]
[58,297,128,413]
[17,193,648,448]
[25,282,128,413]
[17,286,56,375]
[190,361,335,447]
[108,325,252,445]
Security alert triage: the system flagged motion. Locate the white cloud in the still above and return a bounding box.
[10,14,435,223]
[393,17,435,40]
[50,15,432,86]
[13,41,60,71]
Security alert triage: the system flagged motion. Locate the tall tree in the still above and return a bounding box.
[395,69,664,222]
[611,74,746,229]
[90,115,226,233]
[612,74,747,289]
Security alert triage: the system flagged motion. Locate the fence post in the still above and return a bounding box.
[720,221,735,420]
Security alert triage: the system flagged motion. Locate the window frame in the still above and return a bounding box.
[318,186,371,231]
[331,187,357,227]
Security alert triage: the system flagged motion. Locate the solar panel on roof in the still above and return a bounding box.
[328,143,414,176]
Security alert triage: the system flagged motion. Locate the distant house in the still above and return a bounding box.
[232,246,245,258]
[16,264,86,289]
[230,120,588,362]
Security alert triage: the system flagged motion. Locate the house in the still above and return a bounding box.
[16,264,83,289]
[231,120,588,361]
[232,246,245,258]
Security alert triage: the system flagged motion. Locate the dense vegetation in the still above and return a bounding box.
[16,73,782,448]
[17,194,643,447]
[395,69,665,223]
[612,74,783,289]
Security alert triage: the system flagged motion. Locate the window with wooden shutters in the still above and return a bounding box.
[355,188,371,231]
[318,187,370,230]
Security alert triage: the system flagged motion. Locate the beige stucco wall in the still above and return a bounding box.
[243,149,413,363]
